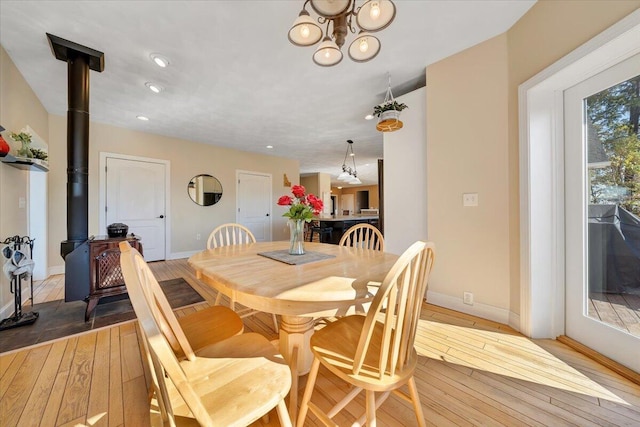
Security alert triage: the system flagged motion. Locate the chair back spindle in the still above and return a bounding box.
[352,241,435,378]
[339,223,384,251]
[207,223,255,249]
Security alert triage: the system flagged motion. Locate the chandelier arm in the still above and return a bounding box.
[325,20,332,39]
[347,0,357,33]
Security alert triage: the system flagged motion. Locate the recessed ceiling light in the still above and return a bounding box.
[266,145,273,149]
[136,115,149,121]
[145,82,163,93]
[150,53,170,68]
[365,114,374,120]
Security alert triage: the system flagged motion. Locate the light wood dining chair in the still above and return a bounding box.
[119,241,293,427]
[339,223,385,251]
[207,223,279,332]
[297,241,435,427]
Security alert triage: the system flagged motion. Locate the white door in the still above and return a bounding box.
[564,53,640,372]
[237,171,271,241]
[341,194,354,215]
[106,157,166,261]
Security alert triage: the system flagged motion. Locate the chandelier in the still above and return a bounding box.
[337,140,362,184]
[288,0,396,67]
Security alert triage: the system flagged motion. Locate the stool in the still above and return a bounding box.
[309,225,333,243]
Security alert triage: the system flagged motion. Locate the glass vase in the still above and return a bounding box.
[288,219,305,255]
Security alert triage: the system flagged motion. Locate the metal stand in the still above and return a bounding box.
[0,235,38,331]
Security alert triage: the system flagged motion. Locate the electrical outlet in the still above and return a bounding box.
[196,233,201,240]
[463,291,473,305]
[463,193,478,207]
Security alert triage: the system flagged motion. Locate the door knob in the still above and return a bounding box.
[158,215,164,219]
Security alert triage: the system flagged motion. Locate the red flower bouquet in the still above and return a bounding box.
[278,185,323,222]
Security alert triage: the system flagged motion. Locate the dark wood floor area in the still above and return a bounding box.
[1,259,639,426]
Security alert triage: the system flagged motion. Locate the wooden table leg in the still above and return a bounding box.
[279,315,315,375]
[279,315,315,421]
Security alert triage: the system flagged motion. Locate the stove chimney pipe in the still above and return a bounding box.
[47,33,104,302]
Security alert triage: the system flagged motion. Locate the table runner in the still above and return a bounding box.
[257,250,335,265]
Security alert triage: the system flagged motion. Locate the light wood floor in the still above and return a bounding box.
[2,259,640,426]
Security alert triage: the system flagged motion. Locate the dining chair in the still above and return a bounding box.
[207,223,279,332]
[119,241,293,427]
[308,220,333,243]
[114,245,244,358]
[297,241,436,427]
[339,223,385,251]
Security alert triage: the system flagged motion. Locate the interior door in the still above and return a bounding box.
[237,171,271,241]
[341,193,354,215]
[564,53,640,372]
[106,157,166,261]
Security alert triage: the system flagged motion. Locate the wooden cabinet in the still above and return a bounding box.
[85,236,142,321]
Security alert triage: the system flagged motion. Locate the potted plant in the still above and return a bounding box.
[373,100,408,132]
[10,131,33,158]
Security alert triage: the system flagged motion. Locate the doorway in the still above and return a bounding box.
[356,190,369,214]
[341,194,354,215]
[100,153,169,261]
[519,10,640,373]
[564,53,640,369]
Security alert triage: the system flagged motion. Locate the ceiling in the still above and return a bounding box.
[0,0,535,186]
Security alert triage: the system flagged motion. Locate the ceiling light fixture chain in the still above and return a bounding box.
[288,0,396,67]
[337,139,362,185]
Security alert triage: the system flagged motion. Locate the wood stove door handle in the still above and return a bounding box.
[158,215,164,219]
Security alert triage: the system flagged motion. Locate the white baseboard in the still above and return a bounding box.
[0,283,32,319]
[167,250,199,260]
[48,265,65,276]
[508,311,521,332]
[0,299,14,319]
[426,290,517,329]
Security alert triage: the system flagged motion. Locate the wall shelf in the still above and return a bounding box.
[1,154,49,172]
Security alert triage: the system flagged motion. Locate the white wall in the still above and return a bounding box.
[383,87,428,255]
[0,45,49,316]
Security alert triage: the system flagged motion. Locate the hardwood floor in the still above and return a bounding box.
[2,258,640,426]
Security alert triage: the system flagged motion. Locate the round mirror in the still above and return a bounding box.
[188,174,223,206]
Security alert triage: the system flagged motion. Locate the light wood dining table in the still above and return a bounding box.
[188,241,398,375]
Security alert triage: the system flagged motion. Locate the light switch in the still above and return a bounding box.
[18,197,26,208]
[463,193,478,207]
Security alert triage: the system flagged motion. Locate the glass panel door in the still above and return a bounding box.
[564,53,640,372]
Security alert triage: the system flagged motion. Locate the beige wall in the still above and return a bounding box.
[47,115,299,267]
[0,45,49,314]
[427,33,510,312]
[300,174,319,195]
[426,1,640,321]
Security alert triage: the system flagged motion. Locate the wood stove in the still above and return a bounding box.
[85,235,142,321]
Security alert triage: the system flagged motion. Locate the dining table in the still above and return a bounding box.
[188,241,398,376]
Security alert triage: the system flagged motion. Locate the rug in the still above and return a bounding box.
[0,277,204,353]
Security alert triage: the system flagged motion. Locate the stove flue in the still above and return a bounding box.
[47,33,104,302]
